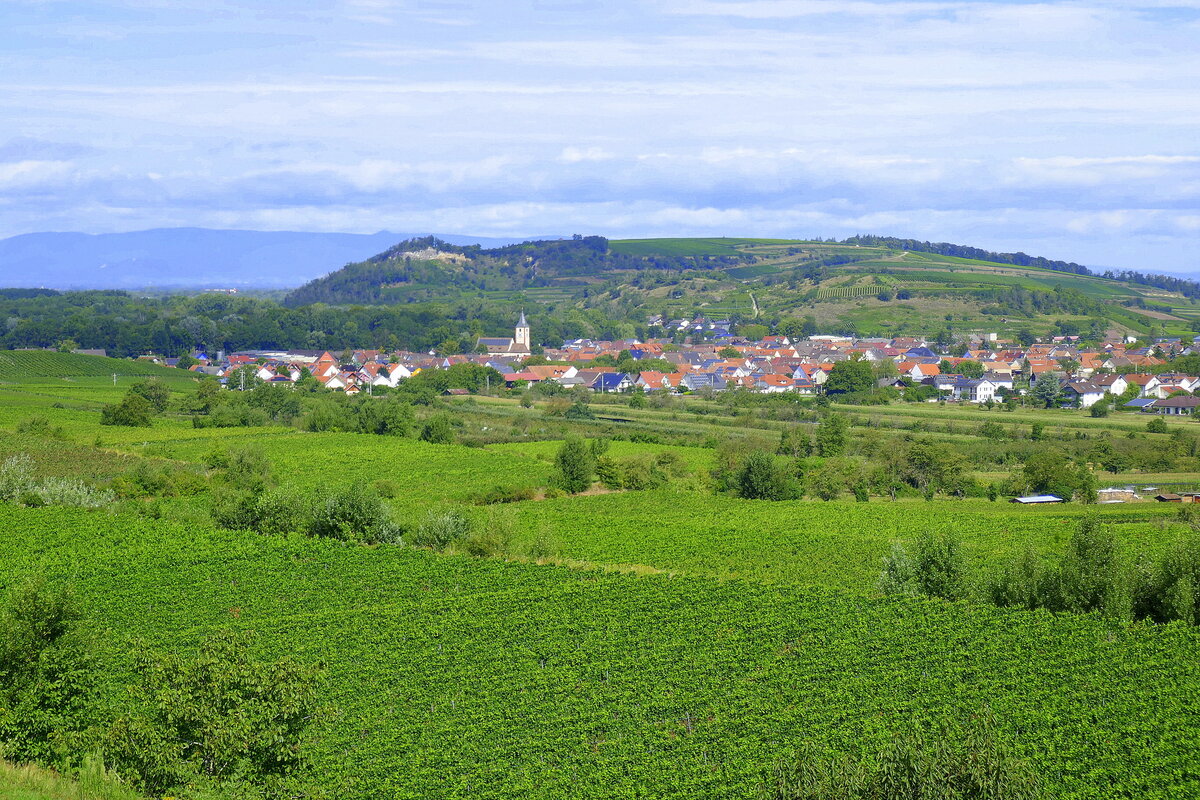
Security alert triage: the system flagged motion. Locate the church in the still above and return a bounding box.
[477,312,532,356]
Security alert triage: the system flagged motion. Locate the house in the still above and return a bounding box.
[755,374,795,393]
[634,371,671,391]
[592,372,633,393]
[1149,396,1200,415]
[1061,381,1106,408]
[680,373,728,392]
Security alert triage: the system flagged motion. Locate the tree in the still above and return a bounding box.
[176,354,199,370]
[552,438,595,494]
[99,393,154,427]
[419,414,456,444]
[815,414,848,457]
[1023,450,1076,500]
[0,579,95,765]
[718,346,741,359]
[1030,378,1062,408]
[1076,463,1098,504]
[958,359,985,379]
[129,378,170,413]
[108,630,322,796]
[823,358,874,395]
[226,365,262,392]
[735,451,797,501]
[739,323,769,341]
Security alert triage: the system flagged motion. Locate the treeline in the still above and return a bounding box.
[976,284,1102,317]
[843,234,1200,299]
[0,290,616,356]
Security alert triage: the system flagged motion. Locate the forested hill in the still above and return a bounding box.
[283,235,747,306]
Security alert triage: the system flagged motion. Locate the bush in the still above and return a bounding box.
[99,393,154,427]
[736,451,798,501]
[309,484,400,544]
[0,455,113,509]
[762,709,1042,800]
[457,507,516,557]
[107,630,322,796]
[913,529,965,600]
[15,416,67,439]
[419,414,456,444]
[471,484,537,505]
[410,509,473,551]
[128,378,170,413]
[552,438,595,494]
[881,531,964,600]
[0,579,96,766]
[1147,416,1168,433]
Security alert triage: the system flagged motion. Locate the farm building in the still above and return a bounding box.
[1010,495,1065,504]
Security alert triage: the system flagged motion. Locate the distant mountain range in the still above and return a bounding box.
[0,228,547,290]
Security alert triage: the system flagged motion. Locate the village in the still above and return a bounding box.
[104,313,1200,415]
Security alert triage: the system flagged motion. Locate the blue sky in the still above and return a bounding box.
[1,0,1199,270]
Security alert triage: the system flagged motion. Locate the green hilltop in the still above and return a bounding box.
[284,235,1200,339]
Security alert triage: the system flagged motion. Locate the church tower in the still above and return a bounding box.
[515,311,530,350]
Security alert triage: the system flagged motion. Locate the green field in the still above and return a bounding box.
[5,366,1200,799]
[4,506,1199,800]
[0,351,190,383]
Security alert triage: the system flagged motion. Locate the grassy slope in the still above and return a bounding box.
[605,238,1197,337]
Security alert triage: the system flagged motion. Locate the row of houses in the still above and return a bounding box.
[162,318,1200,403]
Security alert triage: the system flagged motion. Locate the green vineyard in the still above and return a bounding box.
[4,506,1199,800]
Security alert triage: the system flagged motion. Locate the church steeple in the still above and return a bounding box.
[514,311,530,349]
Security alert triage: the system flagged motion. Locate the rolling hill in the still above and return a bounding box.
[286,235,1200,339]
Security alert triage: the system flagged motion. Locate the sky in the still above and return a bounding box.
[1,0,1198,271]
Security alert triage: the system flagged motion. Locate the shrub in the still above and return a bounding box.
[128,378,170,413]
[0,455,113,509]
[457,507,516,557]
[762,710,1042,800]
[471,484,537,505]
[0,579,96,765]
[107,630,322,796]
[15,416,66,439]
[309,484,400,544]
[99,393,154,427]
[736,451,797,501]
[410,509,473,551]
[552,438,595,494]
[419,414,456,444]
[913,529,965,600]
[878,543,918,597]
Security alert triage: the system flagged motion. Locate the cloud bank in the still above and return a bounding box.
[0,0,1196,271]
